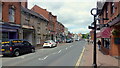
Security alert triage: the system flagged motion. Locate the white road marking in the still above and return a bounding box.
[70,46,72,47]
[44,56,48,60]
[66,47,68,50]
[38,56,48,60]
[57,50,61,54]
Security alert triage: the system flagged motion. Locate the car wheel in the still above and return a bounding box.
[31,48,35,53]
[14,51,20,57]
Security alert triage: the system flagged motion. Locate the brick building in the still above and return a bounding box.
[97,1,120,56]
[31,5,57,41]
[1,2,21,41]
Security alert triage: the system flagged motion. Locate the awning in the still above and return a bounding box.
[97,27,111,38]
[22,25,34,29]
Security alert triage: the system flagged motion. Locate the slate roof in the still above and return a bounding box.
[21,6,48,22]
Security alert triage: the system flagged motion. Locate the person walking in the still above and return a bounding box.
[97,40,101,50]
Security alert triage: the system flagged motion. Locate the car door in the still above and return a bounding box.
[51,40,55,46]
[23,41,31,52]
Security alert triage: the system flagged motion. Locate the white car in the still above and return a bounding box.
[43,40,57,48]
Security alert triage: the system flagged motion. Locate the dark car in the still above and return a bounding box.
[1,39,35,57]
[66,39,73,43]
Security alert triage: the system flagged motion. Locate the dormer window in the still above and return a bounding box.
[9,5,15,23]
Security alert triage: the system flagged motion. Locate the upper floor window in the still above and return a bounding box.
[111,2,115,14]
[106,6,108,18]
[9,5,15,22]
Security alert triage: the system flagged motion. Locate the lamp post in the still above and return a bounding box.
[89,8,109,68]
[90,8,98,68]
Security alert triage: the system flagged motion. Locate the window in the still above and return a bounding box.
[104,38,110,49]
[111,2,115,14]
[11,40,23,46]
[9,6,15,22]
[106,6,108,18]
[23,41,31,46]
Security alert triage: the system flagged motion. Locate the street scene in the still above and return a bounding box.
[0,0,120,68]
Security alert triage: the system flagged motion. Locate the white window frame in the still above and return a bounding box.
[9,6,15,22]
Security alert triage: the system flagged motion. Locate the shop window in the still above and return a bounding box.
[2,32,9,41]
[9,5,15,23]
[104,38,110,49]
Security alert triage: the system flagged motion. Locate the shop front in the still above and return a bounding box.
[0,22,20,42]
[22,25,35,45]
[97,27,112,55]
[108,14,120,56]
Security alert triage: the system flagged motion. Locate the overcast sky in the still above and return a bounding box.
[28,0,97,34]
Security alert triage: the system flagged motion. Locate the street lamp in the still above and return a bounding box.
[90,8,98,68]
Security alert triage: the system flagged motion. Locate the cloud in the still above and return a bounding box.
[28,0,97,34]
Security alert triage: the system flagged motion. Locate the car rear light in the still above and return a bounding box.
[49,43,52,44]
[10,47,13,51]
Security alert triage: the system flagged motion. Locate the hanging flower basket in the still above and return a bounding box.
[111,29,120,36]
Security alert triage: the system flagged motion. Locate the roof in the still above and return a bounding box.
[31,5,49,20]
[21,6,48,22]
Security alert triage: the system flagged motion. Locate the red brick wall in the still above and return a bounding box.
[2,2,21,24]
[53,16,57,32]
[99,2,120,56]
[31,5,49,20]
[90,30,94,41]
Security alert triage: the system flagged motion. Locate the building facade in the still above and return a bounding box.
[21,7,48,45]
[1,2,21,41]
[97,1,120,56]
[31,5,57,42]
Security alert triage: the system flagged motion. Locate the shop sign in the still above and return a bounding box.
[114,38,120,44]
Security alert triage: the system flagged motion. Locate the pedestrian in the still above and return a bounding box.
[105,40,110,49]
[87,39,89,44]
[97,40,101,50]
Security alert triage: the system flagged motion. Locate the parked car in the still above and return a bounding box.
[75,39,79,41]
[43,40,57,48]
[1,39,35,57]
[66,39,73,43]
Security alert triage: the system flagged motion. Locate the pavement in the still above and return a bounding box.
[80,43,120,67]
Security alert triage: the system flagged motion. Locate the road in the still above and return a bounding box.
[1,40,87,67]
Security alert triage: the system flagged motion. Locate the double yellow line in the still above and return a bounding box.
[75,47,85,68]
